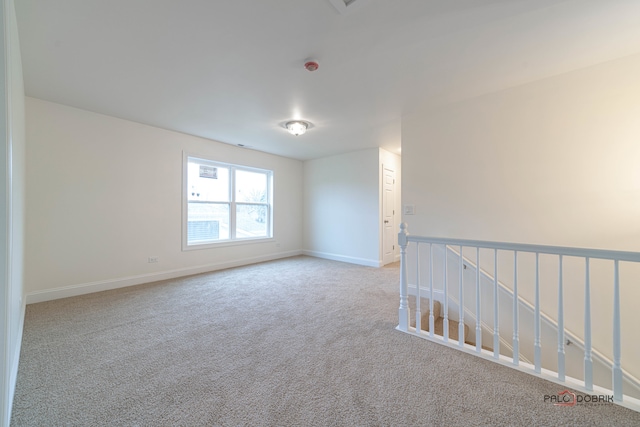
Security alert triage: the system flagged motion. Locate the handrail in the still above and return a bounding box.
[445,244,640,393]
[404,234,640,262]
[397,222,640,413]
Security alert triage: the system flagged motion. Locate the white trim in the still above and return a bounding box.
[182,236,275,251]
[406,234,640,262]
[302,249,381,267]
[8,301,23,415]
[401,237,640,407]
[1,2,13,424]
[445,245,640,396]
[26,250,302,304]
[182,152,274,251]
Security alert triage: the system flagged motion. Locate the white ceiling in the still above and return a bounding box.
[14,0,640,160]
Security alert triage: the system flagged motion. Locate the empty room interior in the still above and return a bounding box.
[3,0,640,425]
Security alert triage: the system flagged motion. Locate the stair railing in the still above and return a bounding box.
[397,223,640,411]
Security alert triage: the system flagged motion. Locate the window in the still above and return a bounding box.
[183,155,272,248]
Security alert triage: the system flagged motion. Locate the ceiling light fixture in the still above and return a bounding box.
[285,120,309,136]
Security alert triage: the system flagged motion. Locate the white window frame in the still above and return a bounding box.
[182,152,274,250]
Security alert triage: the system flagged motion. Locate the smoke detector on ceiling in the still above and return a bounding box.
[304,61,319,72]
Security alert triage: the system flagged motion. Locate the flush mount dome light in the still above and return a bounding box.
[285,120,310,136]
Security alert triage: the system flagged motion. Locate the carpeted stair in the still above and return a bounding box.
[410,298,470,343]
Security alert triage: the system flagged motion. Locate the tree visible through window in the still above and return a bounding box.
[184,156,272,247]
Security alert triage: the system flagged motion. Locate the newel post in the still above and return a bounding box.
[398,223,410,331]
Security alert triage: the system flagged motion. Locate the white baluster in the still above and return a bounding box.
[558,255,565,381]
[393,233,640,403]
[429,243,434,337]
[513,251,519,366]
[443,245,449,342]
[493,249,499,359]
[534,252,541,373]
[459,246,465,347]
[475,247,482,353]
[398,223,410,331]
[584,257,593,391]
[416,243,421,333]
[613,259,622,402]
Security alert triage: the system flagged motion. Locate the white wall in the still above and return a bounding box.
[1,0,26,424]
[25,98,303,301]
[402,52,640,384]
[303,148,381,266]
[403,52,640,250]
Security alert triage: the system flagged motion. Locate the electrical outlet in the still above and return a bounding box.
[148,257,159,263]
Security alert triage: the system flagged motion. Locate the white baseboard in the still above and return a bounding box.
[302,250,382,267]
[25,250,302,304]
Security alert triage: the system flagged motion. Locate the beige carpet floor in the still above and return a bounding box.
[11,256,640,426]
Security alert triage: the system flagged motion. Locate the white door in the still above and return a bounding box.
[382,167,396,265]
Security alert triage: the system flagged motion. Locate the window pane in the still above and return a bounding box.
[187,202,230,243]
[188,160,229,202]
[236,204,268,238]
[235,170,267,203]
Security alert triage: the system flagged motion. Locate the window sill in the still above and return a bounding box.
[182,237,275,251]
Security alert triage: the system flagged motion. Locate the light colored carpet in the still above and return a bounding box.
[11,256,640,426]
